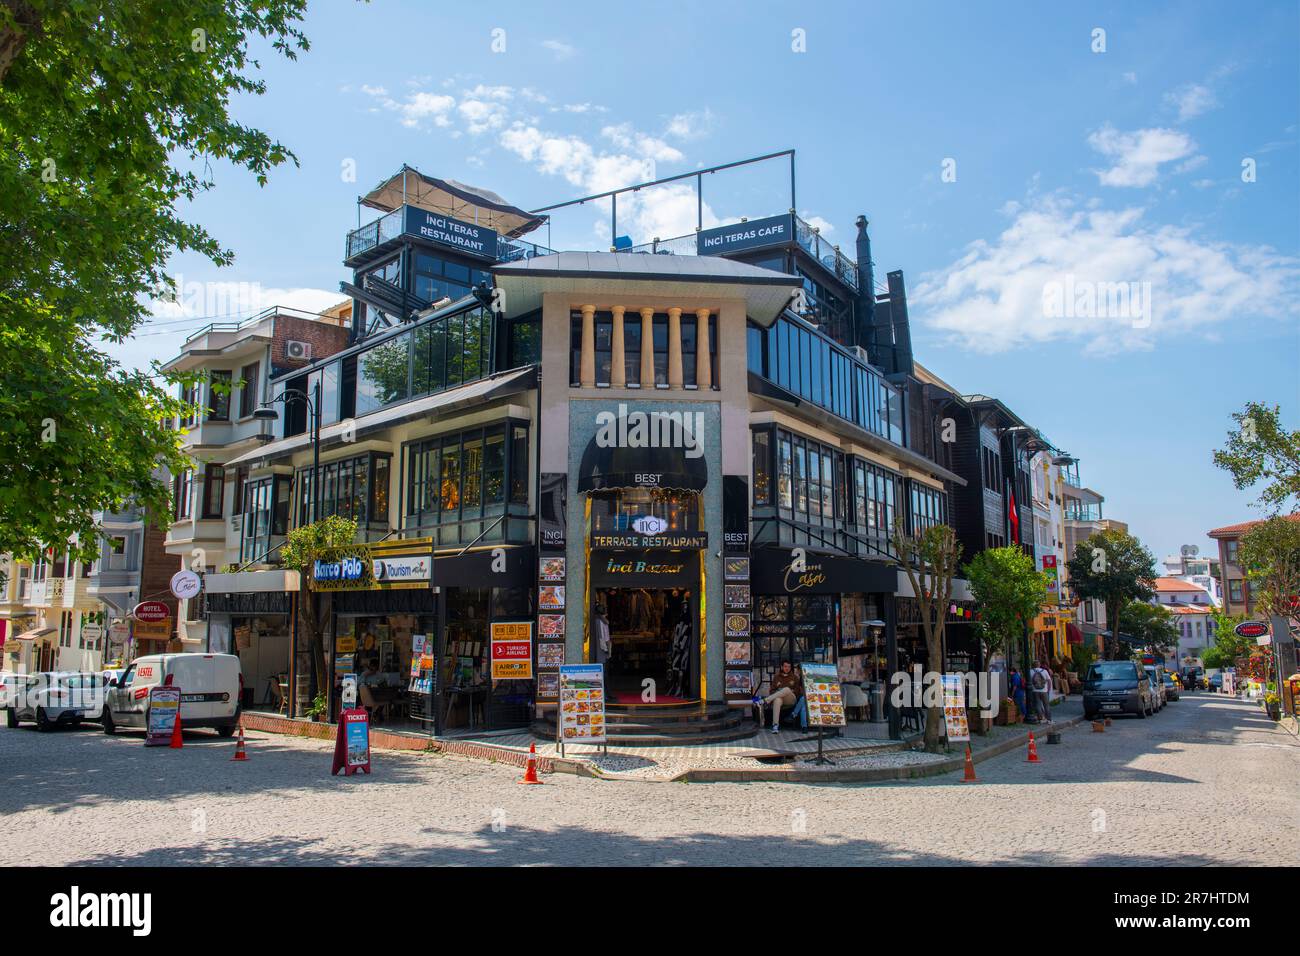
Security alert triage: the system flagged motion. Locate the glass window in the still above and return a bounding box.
[624,316,641,386]
[794,440,808,516]
[483,430,505,505]
[681,314,697,387]
[238,362,260,418]
[570,313,583,386]
[356,333,411,414]
[446,316,463,387]
[509,425,529,505]
[594,314,612,386]
[653,315,669,386]
[320,361,340,426]
[441,440,462,514]
[201,464,224,519]
[777,436,793,509]
[208,370,231,421]
[752,429,772,505]
[509,314,540,368]
[462,434,484,514]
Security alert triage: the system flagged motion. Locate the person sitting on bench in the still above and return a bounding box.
[761,660,802,733]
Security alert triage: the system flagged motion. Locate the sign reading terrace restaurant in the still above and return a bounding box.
[403,207,497,259]
[590,531,708,550]
[697,213,794,256]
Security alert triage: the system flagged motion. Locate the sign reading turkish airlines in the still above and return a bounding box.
[490,621,533,680]
[133,601,170,623]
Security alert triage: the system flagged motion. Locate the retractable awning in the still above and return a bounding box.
[16,626,55,641]
[361,166,545,238]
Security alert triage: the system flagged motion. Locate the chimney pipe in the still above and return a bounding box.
[855,215,876,351]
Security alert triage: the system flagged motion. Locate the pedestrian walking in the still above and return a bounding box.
[1009,667,1026,720]
[1030,660,1053,723]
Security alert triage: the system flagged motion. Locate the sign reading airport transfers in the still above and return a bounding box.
[697,213,793,256]
[403,207,497,259]
[490,621,533,679]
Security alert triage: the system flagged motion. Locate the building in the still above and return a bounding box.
[195,157,1095,743]
[161,303,351,654]
[1149,576,1216,669]
[1207,515,1300,617]
[1061,459,1126,652]
[0,545,100,674]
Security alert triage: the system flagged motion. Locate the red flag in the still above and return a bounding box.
[1008,486,1020,541]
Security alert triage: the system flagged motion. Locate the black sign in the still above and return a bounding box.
[576,430,707,493]
[697,213,794,256]
[590,532,708,550]
[723,475,750,552]
[539,473,567,552]
[433,545,536,589]
[403,207,497,259]
[751,549,897,595]
[590,550,698,588]
[206,592,293,616]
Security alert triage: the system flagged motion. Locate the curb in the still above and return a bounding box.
[661,716,1085,784]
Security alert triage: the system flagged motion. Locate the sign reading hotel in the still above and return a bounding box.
[403,207,497,258]
[697,213,793,256]
[490,621,533,680]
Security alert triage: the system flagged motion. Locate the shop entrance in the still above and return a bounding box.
[594,587,694,703]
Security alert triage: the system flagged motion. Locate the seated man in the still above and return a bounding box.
[760,660,802,733]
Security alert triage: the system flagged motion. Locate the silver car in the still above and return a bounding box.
[6,672,107,731]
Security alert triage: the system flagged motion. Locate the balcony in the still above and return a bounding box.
[345,204,556,266]
[613,213,859,293]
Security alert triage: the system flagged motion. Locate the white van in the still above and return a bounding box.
[102,653,242,737]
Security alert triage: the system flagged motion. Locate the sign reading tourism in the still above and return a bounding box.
[557,664,606,749]
[144,685,181,746]
[490,621,533,679]
[332,708,372,775]
[801,663,845,727]
[1234,620,1270,640]
[941,674,971,742]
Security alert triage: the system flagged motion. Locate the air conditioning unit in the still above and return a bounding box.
[851,345,871,364]
[285,340,312,361]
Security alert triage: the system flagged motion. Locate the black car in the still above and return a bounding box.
[1083,660,1155,719]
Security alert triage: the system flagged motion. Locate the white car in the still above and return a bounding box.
[6,672,107,731]
[0,672,18,709]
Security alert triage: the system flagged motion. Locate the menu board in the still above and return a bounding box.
[557,664,606,745]
[723,555,754,700]
[145,685,181,746]
[801,663,845,727]
[941,673,970,742]
[490,621,533,679]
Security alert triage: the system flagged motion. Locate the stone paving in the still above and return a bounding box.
[0,694,1295,866]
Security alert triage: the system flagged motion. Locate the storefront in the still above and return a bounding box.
[205,580,296,712]
[315,538,535,735]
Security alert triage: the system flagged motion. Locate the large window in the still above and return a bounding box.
[356,332,411,415]
[908,480,947,535]
[201,464,225,519]
[296,453,390,527]
[238,362,260,418]
[404,421,530,545]
[412,251,488,306]
[239,475,290,564]
[624,315,641,386]
[173,469,193,520]
[208,370,231,421]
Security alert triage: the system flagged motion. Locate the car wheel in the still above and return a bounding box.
[35,708,51,732]
[217,721,236,739]
[5,708,17,728]
[102,710,116,735]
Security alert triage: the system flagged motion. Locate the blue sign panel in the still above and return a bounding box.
[403,207,498,259]
[697,213,794,256]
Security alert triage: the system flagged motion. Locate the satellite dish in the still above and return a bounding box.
[1179,544,1199,557]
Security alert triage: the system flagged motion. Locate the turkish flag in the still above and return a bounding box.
[1008,486,1020,542]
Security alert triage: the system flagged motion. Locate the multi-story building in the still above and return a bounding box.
[1149,575,1216,670]
[1206,516,1300,617]
[1061,459,1126,652]
[161,303,351,649]
[0,545,101,674]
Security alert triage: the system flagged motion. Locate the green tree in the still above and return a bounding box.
[1213,403,1300,514]
[964,546,1047,669]
[281,515,366,707]
[1121,600,1179,658]
[1065,529,1157,660]
[0,0,308,559]
[893,518,962,753]
[1237,515,1300,621]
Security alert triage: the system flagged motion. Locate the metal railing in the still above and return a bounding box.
[793,214,859,292]
[346,207,404,261]
[182,305,335,346]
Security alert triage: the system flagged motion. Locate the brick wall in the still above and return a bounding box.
[269,315,350,378]
[140,516,181,639]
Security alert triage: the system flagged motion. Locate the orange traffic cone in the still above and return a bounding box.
[961,744,977,783]
[168,706,184,749]
[1026,732,1041,763]
[231,722,249,761]
[517,742,544,785]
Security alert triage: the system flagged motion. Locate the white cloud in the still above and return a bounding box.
[1166,82,1219,121]
[665,109,714,140]
[1122,72,1137,85]
[1174,154,1208,174]
[911,194,1300,356]
[552,102,607,114]
[1087,125,1197,187]
[360,84,387,97]
[601,123,683,163]
[800,214,835,235]
[542,39,576,61]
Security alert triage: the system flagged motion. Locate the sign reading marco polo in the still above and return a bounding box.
[403,207,497,259]
[312,554,371,590]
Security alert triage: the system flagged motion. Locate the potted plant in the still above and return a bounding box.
[1264,692,1281,720]
[306,693,328,722]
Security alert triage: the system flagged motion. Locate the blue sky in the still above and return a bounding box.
[111,0,1300,563]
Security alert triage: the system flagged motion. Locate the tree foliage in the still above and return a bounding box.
[1213,403,1300,514]
[964,545,1046,665]
[1121,600,1179,656]
[0,0,308,559]
[893,518,962,753]
[1065,528,1157,660]
[281,515,363,704]
[1237,515,1300,621]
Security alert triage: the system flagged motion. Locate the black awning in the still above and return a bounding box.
[577,434,707,493]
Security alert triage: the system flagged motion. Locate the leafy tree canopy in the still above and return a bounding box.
[1213,402,1300,514]
[964,545,1046,660]
[1237,515,1300,620]
[1065,528,1157,659]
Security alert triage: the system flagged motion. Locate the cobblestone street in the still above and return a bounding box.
[2,694,1296,866]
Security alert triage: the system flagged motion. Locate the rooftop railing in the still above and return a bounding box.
[182,305,334,346]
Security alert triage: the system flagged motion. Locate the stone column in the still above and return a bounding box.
[610,305,626,387]
[695,307,712,388]
[667,307,683,388]
[580,304,596,387]
[639,307,655,387]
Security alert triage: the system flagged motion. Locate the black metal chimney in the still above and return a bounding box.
[854,215,875,351]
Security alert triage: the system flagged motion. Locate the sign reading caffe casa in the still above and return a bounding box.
[751,549,896,595]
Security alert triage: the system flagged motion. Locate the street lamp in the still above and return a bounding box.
[253,380,322,524]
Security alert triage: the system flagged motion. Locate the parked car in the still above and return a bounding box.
[6,672,107,731]
[0,671,18,709]
[102,653,242,737]
[1182,667,1205,691]
[1163,672,1180,701]
[1083,660,1155,719]
[1144,665,1167,711]
[1209,673,1224,692]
